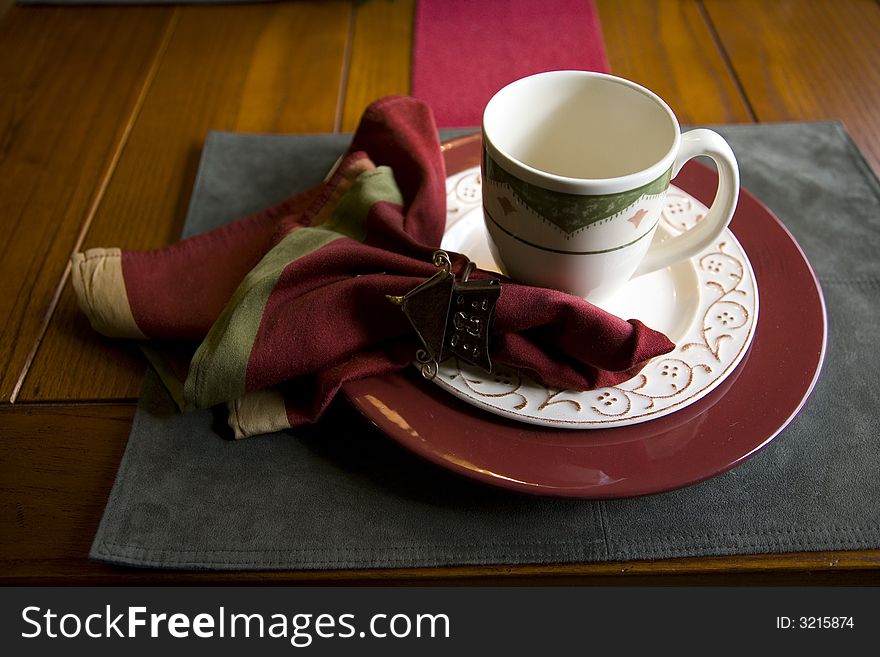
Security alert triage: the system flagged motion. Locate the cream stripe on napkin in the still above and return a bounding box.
[71,248,145,339]
[227,389,291,440]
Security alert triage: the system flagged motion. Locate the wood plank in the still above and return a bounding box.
[0,7,172,401]
[233,2,354,133]
[16,285,148,402]
[704,0,880,174]
[0,404,134,565]
[341,0,415,132]
[19,2,352,402]
[595,0,752,124]
[3,558,879,585]
[2,404,878,583]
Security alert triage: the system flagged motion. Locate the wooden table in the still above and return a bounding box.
[2,0,879,585]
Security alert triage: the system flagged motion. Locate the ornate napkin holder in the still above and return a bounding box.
[388,250,501,378]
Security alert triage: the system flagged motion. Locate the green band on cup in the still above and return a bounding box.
[485,207,659,255]
[483,151,672,236]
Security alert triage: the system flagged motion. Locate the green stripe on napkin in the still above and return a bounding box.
[184,166,403,409]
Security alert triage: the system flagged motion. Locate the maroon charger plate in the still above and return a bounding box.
[342,135,827,498]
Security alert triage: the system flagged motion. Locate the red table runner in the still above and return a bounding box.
[412,0,610,127]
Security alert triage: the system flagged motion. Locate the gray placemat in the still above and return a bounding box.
[91,122,880,569]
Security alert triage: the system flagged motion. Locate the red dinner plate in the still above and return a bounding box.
[342,135,827,498]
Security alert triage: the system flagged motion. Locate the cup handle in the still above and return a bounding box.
[633,129,739,277]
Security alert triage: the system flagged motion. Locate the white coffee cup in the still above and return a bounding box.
[481,70,739,301]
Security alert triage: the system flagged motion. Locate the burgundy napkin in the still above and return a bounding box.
[71,97,673,438]
[412,0,610,127]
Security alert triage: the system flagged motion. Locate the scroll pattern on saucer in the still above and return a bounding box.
[445,168,482,230]
[434,168,758,429]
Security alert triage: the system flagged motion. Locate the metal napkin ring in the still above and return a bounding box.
[387,250,501,379]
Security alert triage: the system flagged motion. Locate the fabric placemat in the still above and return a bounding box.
[412,0,609,128]
[91,122,880,569]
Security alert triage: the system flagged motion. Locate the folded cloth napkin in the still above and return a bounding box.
[71,96,674,438]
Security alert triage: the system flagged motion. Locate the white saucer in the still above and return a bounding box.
[434,167,759,428]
